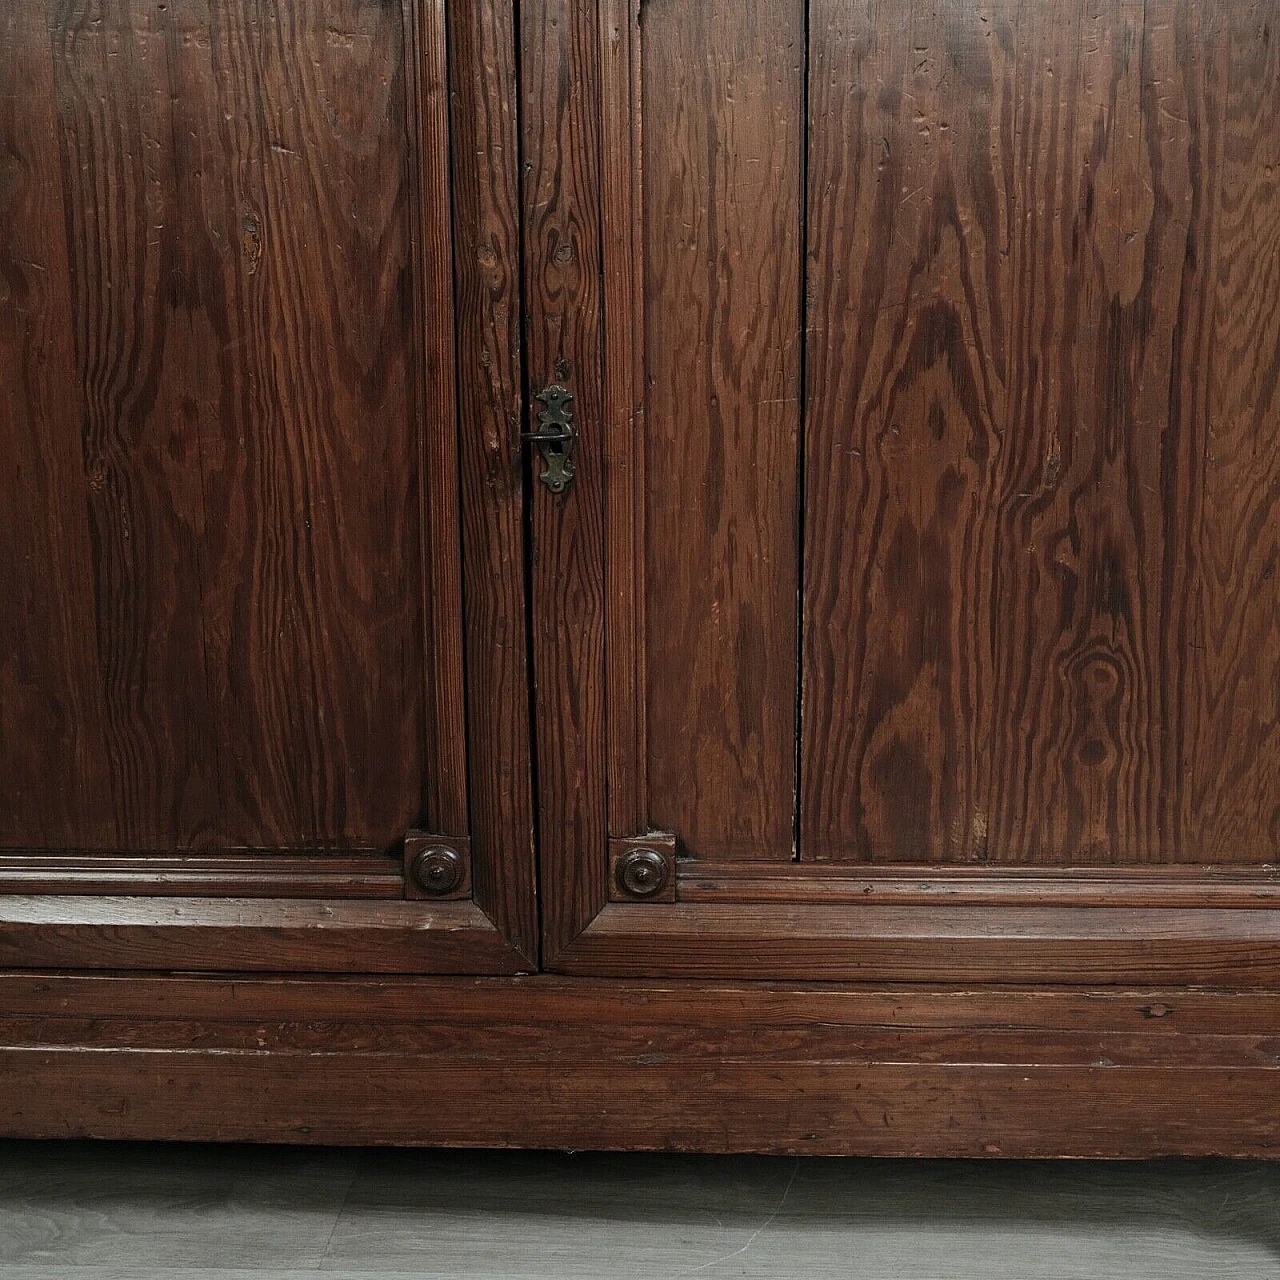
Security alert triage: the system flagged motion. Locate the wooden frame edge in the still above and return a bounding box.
[0,851,405,899]
[678,862,1280,908]
[553,900,1280,984]
[0,898,531,974]
[1,973,1276,1155]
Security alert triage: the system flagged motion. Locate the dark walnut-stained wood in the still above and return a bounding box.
[1,973,1278,1156]
[802,0,1280,866]
[600,0,649,840]
[677,861,1280,907]
[543,0,1280,983]
[446,0,538,961]
[0,851,405,898]
[559,900,1280,985]
[521,0,610,958]
[639,0,804,861]
[0,0,444,850]
[6,0,1280,1162]
[0,0,537,971]
[0,898,529,973]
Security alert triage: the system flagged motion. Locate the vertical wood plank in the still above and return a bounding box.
[984,0,1229,864]
[1182,0,1280,857]
[448,0,539,959]
[3,0,460,852]
[802,0,1277,868]
[406,0,471,838]
[49,0,223,847]
[522,0,610,953]
[601,0,648,840]
[0,4,116,848]
[802,0,1016,861]
[193,0,428,847]
[641,0,804,860]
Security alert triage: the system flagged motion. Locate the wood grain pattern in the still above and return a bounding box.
[0,4,117,849]
[600,0,649,839]
[2,0,452,851]
[521,0,610,955]
[1182,0,1280,857]
[2,974,1278,1155]
[677,861,1280,907]
[640,0,804,860]
[406,0,470,837]
[445,0,538,959]
[801,0,1016,863]
[0,851,404,898]
[560,900,1280,983]
[0,897,526,973]
[802,0,1280,866]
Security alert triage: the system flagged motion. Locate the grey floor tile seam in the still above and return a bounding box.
[1,1146,1278,1280]
[315,1155,362,1273]
[669,1155,800,1279]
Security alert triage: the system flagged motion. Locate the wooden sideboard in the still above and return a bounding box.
[1,0,1279,1155]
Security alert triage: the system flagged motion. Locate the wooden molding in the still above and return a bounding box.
[0,897,531,974]
[678,862,1280,908]
[0,851,405,899]
[1,972,1277,1156]
[553,900,1280,984]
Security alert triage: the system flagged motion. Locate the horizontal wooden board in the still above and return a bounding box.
[678,862,1280,907]
[556,902,1280,984]
[0,974,1276,1155]
[0,899,529,974]
[0,853,405,898]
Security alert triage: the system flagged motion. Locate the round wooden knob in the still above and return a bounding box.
[411,846,465,897]
[617,847,669,899]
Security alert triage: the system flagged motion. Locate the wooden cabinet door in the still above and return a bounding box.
[526,0,1280,980]
[0,0,536,971]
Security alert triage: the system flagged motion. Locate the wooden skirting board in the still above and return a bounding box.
[1,973,1277,1158]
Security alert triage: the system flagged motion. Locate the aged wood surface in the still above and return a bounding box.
[0,852,404,898]
[521,0,610,955]
[407,0,470,837]
[600,0,649,839]
[447,0,538,959]
[801,0,1280,866]
[1,0,448,850]
[559,900,1280,983]
[0,897,527,973]
[1,974,1277,1155]
[677,861,1280,907]
[640,0,804,861]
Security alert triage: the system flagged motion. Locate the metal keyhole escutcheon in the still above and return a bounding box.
[522,383,578,493]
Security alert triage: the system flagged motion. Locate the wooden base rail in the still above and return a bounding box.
[1,973,1277,1157]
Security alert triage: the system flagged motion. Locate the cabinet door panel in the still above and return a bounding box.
[803,0,1280,867]
[0,0,535,970]
[530,0,1280,979]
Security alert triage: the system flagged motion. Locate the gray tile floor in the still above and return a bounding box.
[0,1142,1276,1279]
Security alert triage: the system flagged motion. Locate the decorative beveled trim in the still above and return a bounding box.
[0,851,404,899]
[676,862,1280,908]
[553,900,1280,985]
[0,896,527,974]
